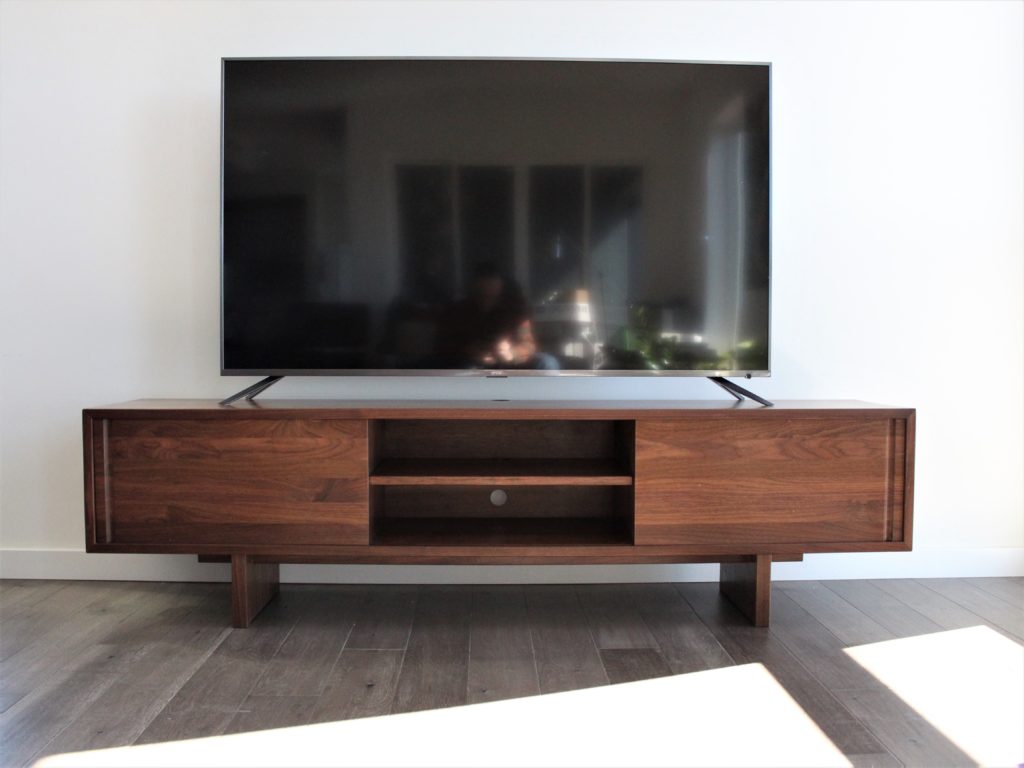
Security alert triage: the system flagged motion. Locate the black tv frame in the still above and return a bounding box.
[219,57,772,382]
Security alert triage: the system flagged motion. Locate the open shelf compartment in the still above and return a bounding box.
[369,419,635,547]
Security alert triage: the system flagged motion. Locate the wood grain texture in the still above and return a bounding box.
[467,587,540,704]
[345,586,417,650]
[391,587,471,714]
[95,418,369,548]
[598,649,673,685]
[576,584,659,650]
[378,418,627,460]
[136,598,299,744]
[309,649,404,723]
[635,416,912,548]
[370,457,632,486]
[678,582,900,765]
[231,556,279,628]
[87,399,914,418]
[8,579,1009,768]
[82,402,915,631]
[526,586,608,694]
[720,555,772,627]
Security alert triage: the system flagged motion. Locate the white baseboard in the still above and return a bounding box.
[1,548,1021,583]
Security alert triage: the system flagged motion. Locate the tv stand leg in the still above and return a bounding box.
[708,377,774,407]
[720,555,772,626]
[231,555,279,627]
[220,376,284,407]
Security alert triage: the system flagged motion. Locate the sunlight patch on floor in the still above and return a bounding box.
[844,625,1024,767]
[36,663,848,767]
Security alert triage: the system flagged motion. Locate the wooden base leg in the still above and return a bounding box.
[231,555,279,628]
[720,554,772,627]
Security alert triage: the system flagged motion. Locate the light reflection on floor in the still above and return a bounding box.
[844,625,1024,767]
[35,663,849,768]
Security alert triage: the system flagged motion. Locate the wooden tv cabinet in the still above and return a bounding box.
[82,400,914,627]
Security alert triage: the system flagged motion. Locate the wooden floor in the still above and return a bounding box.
[1,577,1021,767]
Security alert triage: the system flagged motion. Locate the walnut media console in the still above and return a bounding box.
[82,400,914,628]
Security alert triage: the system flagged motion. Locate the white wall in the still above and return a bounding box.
[1,0,1021,582]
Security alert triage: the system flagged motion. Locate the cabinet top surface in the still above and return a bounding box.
[84,399,913,418]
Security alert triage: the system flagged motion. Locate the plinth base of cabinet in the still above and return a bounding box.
[231,555,279,628]
[225,552,777,628]
[719,554,772,627]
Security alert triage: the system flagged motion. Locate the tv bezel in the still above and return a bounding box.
[219,56,772,378]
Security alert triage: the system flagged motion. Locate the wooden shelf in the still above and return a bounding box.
[370,458,633,486]
[373,516,632,547]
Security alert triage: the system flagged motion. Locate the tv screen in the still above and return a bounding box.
[222,59,769,376]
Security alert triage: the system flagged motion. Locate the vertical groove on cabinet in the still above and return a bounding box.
[83,415,95,546]
[890,419,907,543]
[883,419,895,542]
[102,419,113,544]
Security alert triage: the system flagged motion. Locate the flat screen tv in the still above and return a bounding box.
[222,58,770,377]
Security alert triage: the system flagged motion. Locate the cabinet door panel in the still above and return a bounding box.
[94,419,369,547]
[634,417,908,548]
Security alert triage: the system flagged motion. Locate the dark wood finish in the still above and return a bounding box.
[377,485,625,519]
[230,555,280,628]
[374,516,632,548]
[635,416,913,548]
[83,400,914,626]
[720,554,772,627]
[371,457,632,485]
[630,417,913,548]
[89,398,913,417]
[377,418,627,459]
[87,418,368,548]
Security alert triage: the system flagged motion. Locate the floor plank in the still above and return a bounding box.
[223,694,320,735]
[244,587,360,698]
[1,583,201,708]
[822,580,944,639]
[526,585,608,695]
[575,584,659,650]
[309,649,404,723]
[768,588,975,767]
[599,648,672,684]
[345,585,417,651]
[0,580,67,617]
[627,583,734,674]
[921,578,1024,640]
[870,578,1013,638]
[0,643,136,767]
[391,586,471,714]
[35,593,231,759]
[778,581,892,646]
[135,596,302,745]
[678,582,900,766]
[467,586,540,704]
[964,576,1024,608]
[1,578,1018,768]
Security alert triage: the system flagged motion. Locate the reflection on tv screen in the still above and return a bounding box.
[223,59,769,374]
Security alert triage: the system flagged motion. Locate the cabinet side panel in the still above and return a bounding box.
[635,416,896,548]
[103,418,369,548]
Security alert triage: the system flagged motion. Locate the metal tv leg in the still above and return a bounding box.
[219,375,284,406]
[708,377,774,407]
